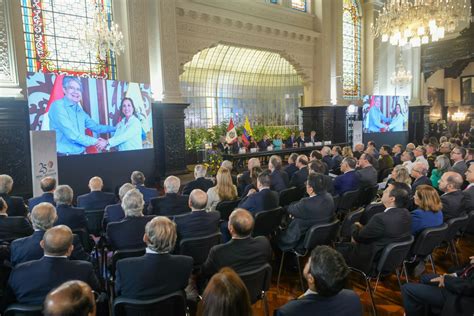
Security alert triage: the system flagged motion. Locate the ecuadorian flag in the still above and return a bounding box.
[242,116,253,145]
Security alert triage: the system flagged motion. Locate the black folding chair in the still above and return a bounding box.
[277,219,340,292]
[445,214,469,266]
[279,187,303,207]
[253,207,284,237]
[215,199,241,221]
[113,290,187,316]
[462,210,474,235]
[239,263,272,316]
[337,189,360,215]
[4,304,42,316]
[72,228,95,253]
[339,207,364,241]
[85,209,105,236]
[179,232,221,268]
[359,184,379,207]
[109,248,146,296]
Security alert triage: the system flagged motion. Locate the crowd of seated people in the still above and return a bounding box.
[0,132,472,315]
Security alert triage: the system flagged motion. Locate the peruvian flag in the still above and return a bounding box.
[226,118,237,144]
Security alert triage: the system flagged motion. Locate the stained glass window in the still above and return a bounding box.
[342,0,361,99]
[291,0,306,12]
[21,0,117,79]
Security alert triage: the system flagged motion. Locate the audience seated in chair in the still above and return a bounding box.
[464,164,474,211]
[102,183,135,230]
[241,166,263,198]
[284,153,299,181]
[411,162,432,194]
[28,176,56,211]
[147,176,190,216]
[353,143,365,160]
[334,157,359,196]
[182,165,214,196]
[268,155,289,192]
[115,216,193,300]
[413,146,429,171]
[0,174,27,217]
[392,144,403,166]
[238,171,279,215]
[308,160,335,195]
[54,185,88,231]
[0,197,33,242]
[275,246,362,316]
[11,202,90,267]
[77,176,116,210]
[450,146,468,178]
[289,155,309,189]
[107,189,154,250]
[238,158,261,195]
[411,185,444,236]
[439,171,466,221]
[336,182,412,272]
[355,154,378,189]
[321,146,334,172]
[331,146,343,173]
[430,155,451,190]
[278,173,335,252]
[6,225,100,306]
[43,280,96,316]
[131,170,158,204]
[401,151,415,174]
[206,167,238,212]
[378,145,394,175]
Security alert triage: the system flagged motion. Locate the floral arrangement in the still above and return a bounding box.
[204,150,223,177]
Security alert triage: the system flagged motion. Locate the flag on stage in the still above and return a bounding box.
[41,74,65,131]
[242,116,253,145]
[226,118,237,144]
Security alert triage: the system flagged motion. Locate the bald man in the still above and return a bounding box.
[44,281,96,316]
[77,176,116,210]
[174,189,220,241]
[439,171,466,221]
[201,208,272,278]
[28,176,56,211]
[6,225,100,305]
[147,176,191,217]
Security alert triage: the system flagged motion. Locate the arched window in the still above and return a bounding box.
[291,0,307,12]
[21,0,117,79]
[342,0,361,99]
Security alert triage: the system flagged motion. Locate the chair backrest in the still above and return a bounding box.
[337,189,360,213]
[359,184,379,207]
[85,209,104,236]
[411,223,448,257]
[376,236,414,275]
[4,304,42,316]
[179,232,221,267]
[279,187,303,207]
[302,219,340,253]
[113,290,186,316]
[215,199,241,221]
[238,263,272,304]
[465,210,474,234]
[111,248,146,279]
[72,228,94,252]
[253,207,284,237]
[340,207,365,239]
[445,214,470,242]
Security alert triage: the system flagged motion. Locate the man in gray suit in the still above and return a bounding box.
[450,146,467,178]
[356,153,378,188]
[439,171,465,221]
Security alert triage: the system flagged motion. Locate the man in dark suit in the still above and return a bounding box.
[231,136,246,154]
[411,162,432,194]
[182,165,214,196]
[268,155,289,192]
[174,189,220,241]
[439,171,466,221]
[334,157,360,196]
[115,217,193,299]
[102,183,135,230]
[6,225,100,305]
[147,176,190,216]
[238,171,279,215]
[308,160,335,195]
[284,153,299,181]
[238,158,261,194]
[450,146,468,178]
[131,171,158,204]
[77,176,116,210]
[356,153,378,188]
[295,131,307,147]
[353,143,365,160]
[337,182,412,272]
[201,208,272,278]
[392,144,403,166]
[258,135,272,151]
[308,130,318,144]
[10,202,90,267]
[28,176,56,211]
[107,189,154,250]
[464,164,474,213]
[44,281,96,316]
[378,145,394,174]
[0,174,27,217]
[321,147,334,171]
[289,155,309,189]
[275,246,362,316]
[54,185,88,231]
[285,132,297,148]
[0,197,33,242]
[217,136,230,153]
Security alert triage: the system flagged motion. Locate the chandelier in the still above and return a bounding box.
[373,0,471,47]
[391,52,412,88]
[81,1,125,60]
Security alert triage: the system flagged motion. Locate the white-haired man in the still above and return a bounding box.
[0,174,27,217]
[77,176,116,210]
[147,176,190,217]
[182,165,213,196]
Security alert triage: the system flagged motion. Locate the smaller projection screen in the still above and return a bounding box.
[362,95,409,133]
[27,72,153,156]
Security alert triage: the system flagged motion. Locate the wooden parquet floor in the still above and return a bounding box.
[250,234,474,316]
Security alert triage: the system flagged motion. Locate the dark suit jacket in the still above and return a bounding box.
[441,191,466,221]
[393,153,402,166]
[285,136,297,148]
[334,170,360,196]
[136,185,158,203]
[147,193,191,216]
[217,142,229,153]
[440,264,474,316]
[6,256,100,305]
[378,155,394,172]
[106,216,154,250]
[77,191,116,210]
[275,289,362,316]
[270,169,289,192]
[322,174,335,195]
[10,230,90,267]
[332,155,343,173]
[258,139,272,151]
[102,203,125,230]
[0,194,27,217]
[55,204,88,231]
[295,136,306,147]
[356,166,378,188]
[411,176,432,194]
[116,253,193,299]
[201,236,272,278]
[278,192,335,252]
[182,177,214,196]
[322,156,334,171]
[231,141,246,154]
[0,216,33,242]
[451,160,468,178]
[238,188,279,214]
[174,210,220,241]
[284,163,298,181]
[28,193,54,211]
[463,185,474,212]
[289,167,308,189]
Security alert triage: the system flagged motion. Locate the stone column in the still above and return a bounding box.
[362,1,383,95]
[409,47,422,106]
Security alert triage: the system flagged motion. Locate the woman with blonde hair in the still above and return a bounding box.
[342,146,353,158]
[411,185,443,235]
[206,167,238,211]
[387,165,412,187]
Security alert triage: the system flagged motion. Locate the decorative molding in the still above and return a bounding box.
[0,0,21,97]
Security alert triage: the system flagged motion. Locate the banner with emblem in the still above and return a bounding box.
[30,131,59,197]
[226,118,237,144]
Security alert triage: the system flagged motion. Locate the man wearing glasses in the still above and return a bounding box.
[450,146,467,178]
